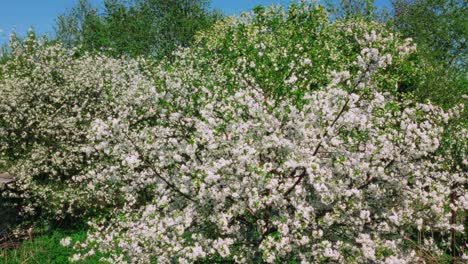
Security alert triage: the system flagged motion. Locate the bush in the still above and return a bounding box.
[0,32,154,220]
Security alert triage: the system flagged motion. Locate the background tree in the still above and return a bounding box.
[392,0,467,108]
[54,0,221,58]
[325,0,389,21]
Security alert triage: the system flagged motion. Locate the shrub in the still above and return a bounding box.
[0,32,154,220]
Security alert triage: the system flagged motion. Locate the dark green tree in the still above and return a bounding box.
[54,0,221,58]
[54,0,100,49]
[325,0,388,21]
[392,0,467,107]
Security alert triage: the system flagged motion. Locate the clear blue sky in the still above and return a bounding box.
[0,0,392,44]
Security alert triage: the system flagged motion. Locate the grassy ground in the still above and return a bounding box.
[0,230,101,264]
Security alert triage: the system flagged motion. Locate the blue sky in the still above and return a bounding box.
[0,0,392,44]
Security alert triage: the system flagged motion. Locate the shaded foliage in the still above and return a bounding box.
[392,0,467,108]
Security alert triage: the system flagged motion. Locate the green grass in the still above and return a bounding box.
[0,230,101,264]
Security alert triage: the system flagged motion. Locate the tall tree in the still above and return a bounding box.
[392,0,467,107]
[54,0,100,49]
[325,0,387,21]
[54,0,221,58]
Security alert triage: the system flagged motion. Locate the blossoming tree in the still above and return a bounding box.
[0,2,465,263]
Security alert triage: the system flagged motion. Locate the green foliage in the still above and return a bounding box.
[193,1,421,103]
[392,0,467,108]
[326,0,379,20]
[54,0,222,58]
